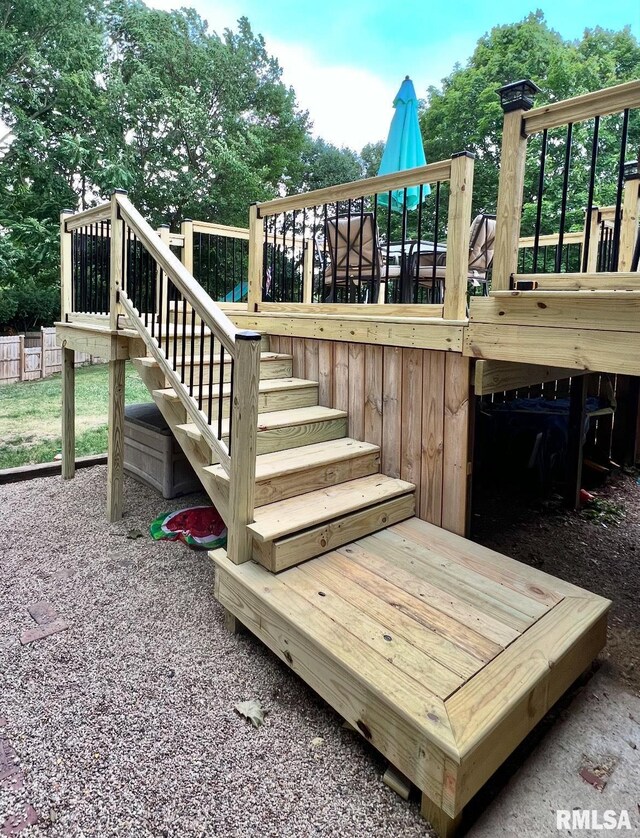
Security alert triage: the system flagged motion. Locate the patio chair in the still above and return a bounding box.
[323,214,386,303]
[410,213,497,301]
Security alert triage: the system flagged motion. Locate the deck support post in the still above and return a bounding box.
[565,374,588,509]
[226,331,262,563]
[61,347,75,479]
[107,358,126,522]
[420,795,462,838]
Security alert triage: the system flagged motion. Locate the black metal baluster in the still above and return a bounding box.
[215,234,220,300]
[611,108,630,271]
[144,241,150,328]
[582,116,600,272]
[291,209,297,302]
[415,185,424,303]
[532,128,548,273]
[322,205,329,302]
[400,188,408,303]
[345,201,352,303]
[189,306,195,396]
[217,345,225,441]
[301,209,307,303]
[180,290,187,379]
[385,194,392,301]
[157,267,164,343]
[555,123,573,272]
[228,356,235,455]
[372,194,381,302]
[165,276,172,359]
[172,281,179,371]
[280,215,287,302]
[198,317,205,410]
[432,182,441,303]
[207,333,214,424]
[357,198,365,298]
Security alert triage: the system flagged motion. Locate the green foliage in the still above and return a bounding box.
[298,138,363,191]
[421,14,640,229]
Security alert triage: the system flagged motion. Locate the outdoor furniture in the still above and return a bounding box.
[410,213,497,301]
[323,214,383,303]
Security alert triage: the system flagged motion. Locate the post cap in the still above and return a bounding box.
[496,80,540,113]
[452,150,475,159]
[623,160,639,180]
[111,188,128,195]
[236,330,262,341]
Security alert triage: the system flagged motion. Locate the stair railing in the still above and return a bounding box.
[111,190,261,563]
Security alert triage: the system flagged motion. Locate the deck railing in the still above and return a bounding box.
[493,79,640,292]
[248,153,476,321]
[61,192,262,563]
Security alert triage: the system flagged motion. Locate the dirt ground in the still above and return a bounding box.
[471,468,640,696]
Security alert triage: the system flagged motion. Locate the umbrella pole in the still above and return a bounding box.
[399,201,412,304]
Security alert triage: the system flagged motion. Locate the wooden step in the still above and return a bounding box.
[154,378,318,418]
[175,405,348,457]
[204,438,381,507]
[249,475,415,571]
[133,353,293,386]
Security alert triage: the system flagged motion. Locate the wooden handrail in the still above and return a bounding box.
[257,159,452,215]
[116,194,240,355]
[65,202,111,231]
[524,79,640,133]
[519,231,584,248]
[192,220,250,239]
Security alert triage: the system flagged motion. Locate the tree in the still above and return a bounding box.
[100,4,310,227]
[297,138,363,192]
[0,0,106,330]
[420,14,640,232]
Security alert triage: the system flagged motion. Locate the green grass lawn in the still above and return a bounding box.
[0,362,152,469]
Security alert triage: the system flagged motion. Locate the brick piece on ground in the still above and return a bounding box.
[0,805,39,836]
[27,601,57,625]
[19,620,69,646]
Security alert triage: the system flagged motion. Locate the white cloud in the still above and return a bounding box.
[270,39,396,150]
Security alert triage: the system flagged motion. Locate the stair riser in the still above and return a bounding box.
[180,359,293,388]
[255,417,348,456]
[252,451,381,507]
[253,493,416,572]
[198,386,318,419]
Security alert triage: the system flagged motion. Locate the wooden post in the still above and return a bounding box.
[302,239,314,304]
[18,335,25,381]
[492,110,530,290]
[61,347,75,479]
[226,331,262,563]
[106,357,126,522]
[60,210,73,321]
[565,374,588,509]
[109,191,126,331]
[618,176,640,271]
[443,152,474,321]
[181,219,194,273]
[247,203,264,312]
[40,328,46,378]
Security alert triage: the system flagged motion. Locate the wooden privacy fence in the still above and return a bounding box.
[0,328,103,384]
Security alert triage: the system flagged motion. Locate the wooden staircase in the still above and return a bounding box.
[133,339,415,571]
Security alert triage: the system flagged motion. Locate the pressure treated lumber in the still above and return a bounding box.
[106,359,125,522]
[61,347,75,480]
[248,474,414,542]
[213,516,610,833]
[205,438,381,507]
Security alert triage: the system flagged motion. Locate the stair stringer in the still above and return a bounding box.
[132,357,229,522]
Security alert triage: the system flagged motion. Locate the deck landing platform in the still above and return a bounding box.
[212,517,610,836]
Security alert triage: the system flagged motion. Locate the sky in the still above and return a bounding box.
[148,0,639,150]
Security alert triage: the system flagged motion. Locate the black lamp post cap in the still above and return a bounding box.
[623,160,639,180]
[496,79,541,113]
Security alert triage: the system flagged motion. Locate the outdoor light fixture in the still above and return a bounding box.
[496,79,541,113]
[623,159,639,180]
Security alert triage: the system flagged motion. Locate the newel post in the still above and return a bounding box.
[443,152,475,321]
[226,330,262,564]
[619,165,640,272]
[247,203,264,312]
[492,80,540,291]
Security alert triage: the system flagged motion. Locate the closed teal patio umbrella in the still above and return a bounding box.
[377,76,430,211]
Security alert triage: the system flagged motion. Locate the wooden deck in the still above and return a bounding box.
[212,517,610,837]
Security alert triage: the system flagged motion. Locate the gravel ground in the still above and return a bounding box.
[0,467,432,838]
